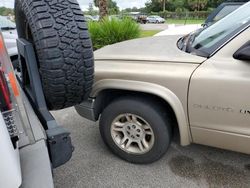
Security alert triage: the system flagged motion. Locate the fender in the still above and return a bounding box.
[91,79,191,146]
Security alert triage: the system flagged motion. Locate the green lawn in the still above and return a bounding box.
[167,19,204,25]
[140,30,161,38]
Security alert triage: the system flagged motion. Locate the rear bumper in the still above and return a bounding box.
[75,99,97,121]
[20,140,53,188]
[19,89,54,188]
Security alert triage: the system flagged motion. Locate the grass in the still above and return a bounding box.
[140,30,161,38]
[167,19,204,25]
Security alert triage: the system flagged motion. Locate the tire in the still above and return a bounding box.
[99,97,172,164]
[15,0,94,110]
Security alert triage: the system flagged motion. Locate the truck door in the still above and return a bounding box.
[188,27,250,154]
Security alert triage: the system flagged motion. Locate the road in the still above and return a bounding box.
[53,107,250,188]
[140,23,169,31]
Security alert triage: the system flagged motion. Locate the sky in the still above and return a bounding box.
[78,0,148,11]
[1,0,148,10]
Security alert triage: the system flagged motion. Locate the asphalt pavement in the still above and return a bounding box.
[140,23,169,31]
[52,107,250,188]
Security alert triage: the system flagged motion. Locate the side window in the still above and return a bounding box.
[213,5,241,22]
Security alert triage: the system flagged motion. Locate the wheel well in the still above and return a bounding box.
[94,89,179,136]
[10,55,19,70]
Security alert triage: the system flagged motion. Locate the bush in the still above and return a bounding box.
[88,18,141,50]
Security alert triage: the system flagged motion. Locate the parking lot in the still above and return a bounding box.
[53,107,250,188]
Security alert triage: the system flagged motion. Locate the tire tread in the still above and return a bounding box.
[15,0,94,110]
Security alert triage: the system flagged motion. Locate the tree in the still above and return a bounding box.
[98,0,108,19]
[123,8,132,12]
[145,0,162,12]
[131,7,139,12]
[0,7,14,16]
[156,0,166,11]
[94,0,119,13]
[94,0,119,15]
[145,0,222,12]
[88,3,94,15]
[162,0,166,11]
[187,0,208,11]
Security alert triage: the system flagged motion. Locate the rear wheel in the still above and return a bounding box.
[15,0,94,110]
[99,97,172,164]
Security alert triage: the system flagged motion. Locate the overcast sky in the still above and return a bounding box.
[79,0,148,10]
[2,0,148,10]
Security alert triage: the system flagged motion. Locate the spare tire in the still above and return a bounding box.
[15,0,94,110]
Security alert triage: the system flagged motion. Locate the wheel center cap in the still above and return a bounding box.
[125,123,143,140]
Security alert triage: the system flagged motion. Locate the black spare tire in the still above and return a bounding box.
[15,0,94,110]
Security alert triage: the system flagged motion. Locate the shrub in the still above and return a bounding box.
[88,18,141,50]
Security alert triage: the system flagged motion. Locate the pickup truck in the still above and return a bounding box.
[76,2,250,164]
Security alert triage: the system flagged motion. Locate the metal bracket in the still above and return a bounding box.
[16,38,73,168]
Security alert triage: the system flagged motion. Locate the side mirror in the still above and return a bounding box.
[233,41,250,61]
[201,23,207,27]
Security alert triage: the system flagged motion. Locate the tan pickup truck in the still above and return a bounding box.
[76,3,250,164]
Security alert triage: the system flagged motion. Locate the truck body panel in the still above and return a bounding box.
[189,27,250,153]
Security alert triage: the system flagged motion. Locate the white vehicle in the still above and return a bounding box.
[85,15,98,22]
[146,15,165,24]
[0,16,18,58]
[0,31,55,188]
[92,15,100,21]
[1,0,94,187]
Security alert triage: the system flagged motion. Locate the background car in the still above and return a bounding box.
[146,15,165,24]
[136,14,147,24]
[85,15,98,22]
[0,16,18,58]
[123,12,147,24]
[92,15,100,21]
[109,15,121,21]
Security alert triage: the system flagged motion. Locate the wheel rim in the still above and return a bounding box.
[110,113,155,154]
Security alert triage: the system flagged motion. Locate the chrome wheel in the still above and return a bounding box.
[110,113,155,154]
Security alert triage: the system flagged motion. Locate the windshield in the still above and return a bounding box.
[0,16,16,30]
[213,5,241,22]
[190,2,250,57]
